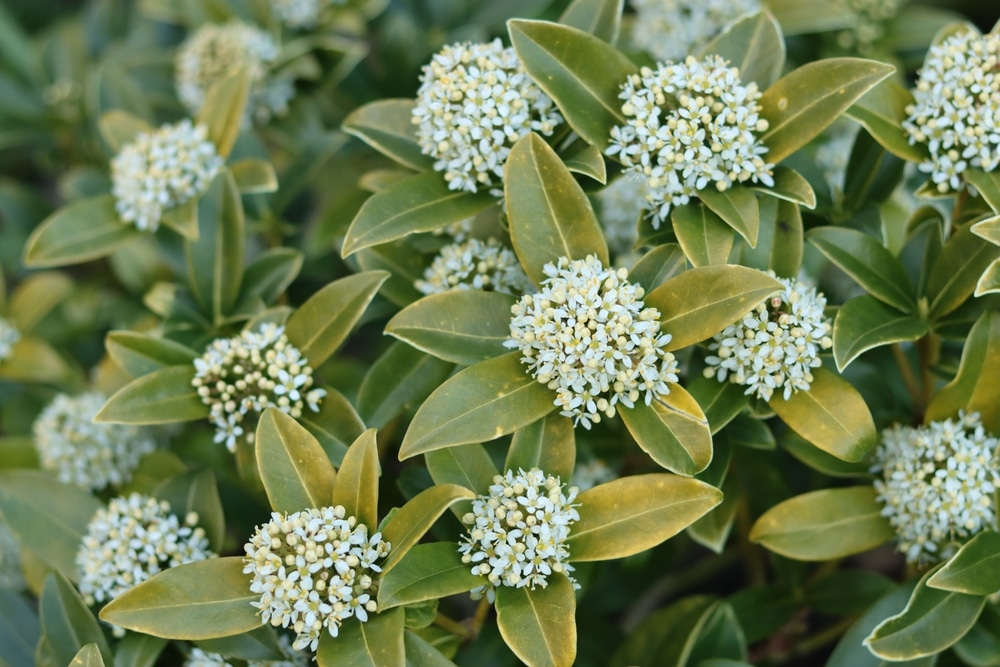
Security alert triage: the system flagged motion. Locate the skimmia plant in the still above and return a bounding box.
[3,0,1000,666]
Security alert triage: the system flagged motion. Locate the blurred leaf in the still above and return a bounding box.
[255,408,336,515]
[807,227,915,312]
[238,248,303,306]
[332,429,380,530]
[0,337,73,385]
[68,644,104,667]
[298,386,364,467]
[927,223,1000,320]
[926,531,1000,596]
[40,572,112,667]
[759,58,895,164]
[568,474,722,561]
[619,387,712,476]
[672,204,735,267]
[805,570,895,617]
[426,444,499,499]
[833,296,929,371]
[827,579,920,667]
[750,486,894,560]
[100,557,259,640]
[105,332,198,378]
[689,601,748,664]
[400,352,555,459]
[186,170,245,323]
[273,132,346,213]
[0,3,37,82]
[508,19,637,149]
[0,589,39,667]
[317,607,404,667]
[0,435,37,470]
[230,158,278,194]
[975,256,1000,297]
[846,80,928,163]
[8,271,71,333]
[96,365,208,425]
[124,450,189,496]
[386,291,515,365]
[153,469,225,553]
[358,169,412,193]
[611,596,718,667]
[506,414,576,482]
[98,110,153,154]
[381,485,475,573]
[962,170,1000,214]
[700,185,759,249]
[506,132,609,284]
[697,11,784,88]
[194,627,283,662]
[112,632,168,667]
[403,630,457,667]
[562,140,607,183]
[285,270,389,368]
[197,69,250,158]
[357,343,454,428]
[558,0,622,43]
[342,99,432,172]
[23,195,142,268]
[630,243,687,290]
[378,543,480,609]
[496,573,576,667]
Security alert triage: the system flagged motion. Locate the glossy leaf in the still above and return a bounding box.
[927,531,1000,596]
[69,644,105,667]
[926,223,1000,320]
[567,474,722,561]
[562,140,608,183]
[671,204,735,267]
[381,485,476,573]
[197,69,250,158]
[749,486,894,560]
[558,0,622,43]
[963,169,1000,214]
[256,408,337,515]
[780,431,871,478]
[506,414,576,481]
[357,343,453,428]
[630,243,687,290]
[687,479,739,554]
[378,543,481,609]
[105,332,198,378]
[355,239,425,307]
[755,165,816,209]
[23,195,142,268]
[826,580,920,667]
[399,352,556,459]
[833,295,929,371]
[505,132,608,284]
[699,185,759,248]
[112,628,168,667]
[98,109,152,153]
[8,271,72,333]
[238,247,303,306]
[687,375,750,434]
[975,256,1000,297]
[739,196,803,278]
[153,469,225,553]
[697,11,785,88]
[342,99,432,172]
[185,170,244,323]
[95,365,208,425]
[496,573,577,667]
[99,557,259,640]
[403,630,457,667]
[229,158,278,194]
[332,429,380,530]
[619,387,712,476]
[611,596,719,667]
[299,386,365,467]
[425,444,499,498]
[807,227,915,312]
[317,607,404,667]
[41,572,112,667]
[846,79,929,163]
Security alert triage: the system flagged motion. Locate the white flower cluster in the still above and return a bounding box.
[873,412,1000,564]
[416,237,532,296]
[76,494,214,607]
[111,119,223,232]
[412,39,563,195]
[176,21,295,126]
[608,55,774,229]
[192,324,326,453]
[903,29,1000,193]
[272,0,345,29]
[506,255,679,429]
[629,0,761,62]
[0,516,24,590]
[0,316,19,366]
[593,176,644,261]
[571,458,617,492]
[186,636,309,667]
[33,392,157,491]
[703,273,832,401]
[832,0,904,53]
[243,505,391,652]
[459,468,579,601]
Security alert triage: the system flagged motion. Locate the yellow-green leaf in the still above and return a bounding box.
[629,243,687,290]
[95,365,208,425]
[965,169,1000,214]
[23,195,142,268]
[738,196,803,278]
[975,257,1000,297]
[755,165,816,209]
[381,485,476,573]
[98,109,152,153]
[8,271,72,333]
[832,295,929,371]
[697,12,785,88]
[105,331,198,378]
[672,204,735,267]
[256,408,337,515]
[496,573,577,667]
[69,644,105,667]
[0,336,74,384]
[506,414,576,482]
[558,0,623,43]
[160,199,198,241]
[298,386,363,467]
[699,187,759,248]
[846,79,929,163]
[342,99,432,172]
[197,69,250,158]
[378,543,480,610]
[332,429,380,530]
[426,444,499,499]
[230,158,278,194]
[317,607,404,667]
[153,469,226,553]
[619,387,713,476]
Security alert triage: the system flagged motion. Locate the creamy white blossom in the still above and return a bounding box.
[0,515,24,590]
[704,273,832,401]
[273,0,345,29]
[593,176,645,261]
[459,468,579,601]
[243,505,390,652]
[176,21,295,126]
[416,237,532,296]
[903,29,1000,193]
[33,392,157,491]
[629,0,761,62]
[608,55,773,228]
[111,120,223,231]
[412,39,563,195]
[76,494,214,608]
[831,0,905,53]
[506,255,678,429]
[0,317,19,366]
[192,323,326,452]
[873,412,1000,564]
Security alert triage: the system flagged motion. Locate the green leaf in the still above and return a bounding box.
[505,132,608,284]
[273,132,347,214]
[562,139,608,184]
[332,429,380,530]
[196,69,250,158]
[698,187,759,248]
[686,376,750,434]
[399,352,556,459]
[0,588,39,667]
[357,343,454,428]
[185,170,245,323]
[558,0,622,43]
[317,607,405,667]
[805,570,896,617]
[697,12,784,89]
[866,566,986,660]
[99,557,259,640]
[507,19,637,149]
[41,572,112,667]
[284,271,389,368]
[826,580,920,667]
[0,3,37,83]
[672,204,735,267]
[0,336,74,384]
[0,471,102,582]
[846,79,929,163]
[160,199,199,241]
[629,243,687,290]
[807,227,915,312]
[342,173,495,256]
[95,365,208,425]
[756,165,816,209]
[506,414,576,482]
[8,271,72,333]
[833,295,929,371]
[568,474,722,561]
[425,444,499,498]
[194,627,283,662]
[381,485,475,573]
[229,158,278,194]
[780,431,871,478]
[98,110,153,153]
[749,486,894,560]
[975,256,1000,297]
[378,543,480,609]
[738,196,803,278]
[926,531,1000,596]
[342,99,432,172]
[255,408,337,515]
[759,58,895,164]
[925,311,1000,434]
[386,291,515,365]
[687,479,740,554]
[403,630,458,667]
[23,195,142,268]
[105,332,198,378]
[610,596,719,667]
[298,386,364,468]
[496,573,576,667]
[965,169,1000,214]
[355,240,426,308]
[619,387,712,476]
[238,248,303,306]
[153,469,226,553]
[926,217,1000,320]
[688,602,749,664]
[112,632,168,667]
[69,644,105,667]
[646,265,782,351]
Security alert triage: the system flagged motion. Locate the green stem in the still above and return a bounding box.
[890,343,921,410]
[737,496,767,587]
[433,612,470,639]
[916,333,940,419]
[469,597,491,640]
[787,615,858,662]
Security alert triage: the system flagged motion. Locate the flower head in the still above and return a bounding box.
[505,255,678,429]
[703,273,832,401]
[76,494,214,608]
[0,515,24,590]
[873,412,1000,564]
[33,392,157,491]
[459,468,579,601]
[412,39,563,196]
[111,119,223,231]
[629,0,761,62]
[192,323,326,452]
[243,505,390,652]
[272,0,345,29]
[608,55,773,228]
[903,29,1000,193]
[0,317,19,366]
[416,237,532,296]
[176,21,294,126]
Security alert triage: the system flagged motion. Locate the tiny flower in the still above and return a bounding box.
[506,255,679,429]
[111,119,224,232]
[703,272,832,401]
[593,176,646,261]
[192,324,326,453]
[903,29,1000,193]
[0,317,20,366]
[0,514,25,590]
[272,0,345,29]
[629,0,761,62]
[176,20,295,126]
[873,411,1000,564]
[416,237,532,296]
[412,39,563,196]
[607,55,774,228]
[33,392,157,491]
[459,468,579,601]
[243,505,391,652]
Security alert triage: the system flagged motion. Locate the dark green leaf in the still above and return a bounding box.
[696,12,785,88]
[687,376,750,434]
[238,248,303,306]
[426,444,499,498]
[381,485,476,573]
[629,243,687,290]
[299,386,365,468]
[378,543,480,609]
[807,227,915,312]
[23,195,142,268]
[671,204,735,268]
[153,469,225,553]
[846,79,929,163]
[618,387,713,476]
[506,414,576,482]
[40,572,112,667]
[105,332,198,378]
[357,343,454,429]
[927,530,1000,596]
[926,223,1000,320]
[611,596,719,667]
[699,186,759,248]
[832,295,929,371]
[185,170,245,323]
[0,589,40,667]
[558,0,623,43]
[318,607,405,667]
[112,633,168,667]
[342,99,432,172]
[827,580,919,667]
